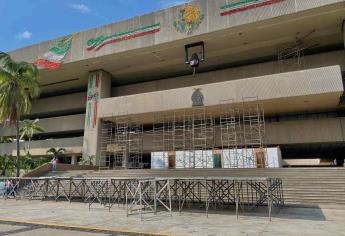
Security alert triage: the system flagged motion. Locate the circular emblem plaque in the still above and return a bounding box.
[174,4,204,35]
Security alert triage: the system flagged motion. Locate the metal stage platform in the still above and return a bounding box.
[0,176,284,220]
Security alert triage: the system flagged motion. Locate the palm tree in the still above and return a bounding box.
[46,147,66,160]
[20,118,44,151]
[0,52,40,177]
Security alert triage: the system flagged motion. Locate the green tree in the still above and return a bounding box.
[46,147,66,160]
[79,155,95,166]
[21,155,50,174]
[21,152,34,173]
[20,118,44,151]
[0,155,16,176]
[0,52,40,177]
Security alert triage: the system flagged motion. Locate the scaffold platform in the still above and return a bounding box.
[0,176,283,221]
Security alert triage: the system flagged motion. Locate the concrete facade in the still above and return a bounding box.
[9,0,344,65]
[99,66,343,120]
[0,0,344,166]
[0,137,83,156]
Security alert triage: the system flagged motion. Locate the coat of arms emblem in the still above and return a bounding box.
[191,88,204,107]
[174,4,204,35]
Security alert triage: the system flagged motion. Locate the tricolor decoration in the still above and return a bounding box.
[33,35,74,69]
[220,0,286,16]
[174,4,204,35]
[86,23,161,52]
[86,73,101,129]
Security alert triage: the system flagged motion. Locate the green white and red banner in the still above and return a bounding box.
[86,73,101,129]
[34,35,74,69]
[86,23,161,52]
[220,0,286,16]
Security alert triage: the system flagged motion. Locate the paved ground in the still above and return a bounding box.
[0,222,128,236]
[0,200,344,236]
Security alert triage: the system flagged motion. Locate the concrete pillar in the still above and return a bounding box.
[71,155,78,165]
[82,70,111,166]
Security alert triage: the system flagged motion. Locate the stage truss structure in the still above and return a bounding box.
[0,176,284,221]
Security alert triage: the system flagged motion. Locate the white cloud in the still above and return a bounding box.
[68,3,91,13]
[16,30,32,40]
[160,0,191,8]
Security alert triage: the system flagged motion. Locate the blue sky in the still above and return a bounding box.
[0,0,190,52]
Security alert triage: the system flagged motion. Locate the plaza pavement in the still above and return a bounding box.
[0,200,344,235]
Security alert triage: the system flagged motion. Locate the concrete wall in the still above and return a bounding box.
[30,92,86,116]
[0,114,85,137]
[0,92,86,137]
[9,0,344,65]
[100,66,344,118]
[266,118,345,145]
[140,117,345,152]
[112,50,345,97]
[0,137,83,156]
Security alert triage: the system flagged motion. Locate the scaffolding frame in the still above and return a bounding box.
[219,100,242,168]
[190,107,214,168]
[101,97,266,169]
[219,98,267,169]
[277,30,317,72]
[153,108,214,169]
[127,120,144,169]
[100,117,143,170]
[277,43,306,71]
[0,177,284,221]
[99,122,113,168]
[242,97,267,168]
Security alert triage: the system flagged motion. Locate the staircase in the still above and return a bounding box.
[46,168,345,206]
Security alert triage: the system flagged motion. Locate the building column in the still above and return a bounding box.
[71,155,78,165]
[82,70,111,166]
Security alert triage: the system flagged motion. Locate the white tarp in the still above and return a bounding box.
[222,149,256,168]
[194,150,213,168]
[267,147,283,168]
[222,147,282,168]
[152,147,282,169]
[151,152,168,169]
[176,150,213,168]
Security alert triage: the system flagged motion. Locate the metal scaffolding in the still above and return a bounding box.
[153,108,214,169]
[242,97,267,168]
[101,98,266,169]
[0,176,284,221]
[219,102,242,168]
[277,30,317,72]
[219,98,267,168]
[126,178,172,220]
[99,122,113,168]
[100,117,143,169]
[128,120,144,168]
[190,107,214,168]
